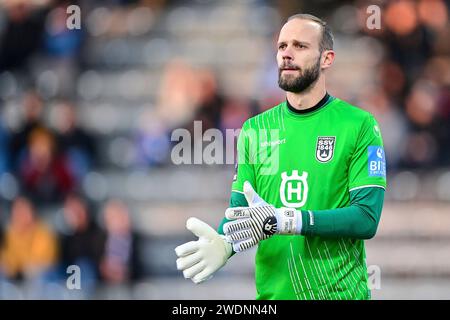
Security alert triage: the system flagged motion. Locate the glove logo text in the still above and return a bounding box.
[284,209,295,217]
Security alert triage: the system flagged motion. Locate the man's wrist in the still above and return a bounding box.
[219,234,233,258]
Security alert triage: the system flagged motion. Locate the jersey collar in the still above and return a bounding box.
[286,92,332,115]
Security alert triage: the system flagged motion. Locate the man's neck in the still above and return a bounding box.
[285,78,327,111]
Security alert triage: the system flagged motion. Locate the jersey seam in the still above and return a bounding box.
[349,184,386,192]
[349,113,372,162]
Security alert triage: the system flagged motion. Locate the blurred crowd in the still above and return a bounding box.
[0,0,161,297]
[0,195,142,298]
[3,90,96,204]
[354,0,450,169]
[0,0,449,297]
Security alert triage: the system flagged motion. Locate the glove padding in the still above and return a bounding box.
[223,181,299,252]
[175,217,232,284]
[224,205,278,252]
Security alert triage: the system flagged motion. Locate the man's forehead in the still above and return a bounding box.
[277,18,322,44]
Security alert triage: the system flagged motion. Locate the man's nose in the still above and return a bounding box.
[281,48,293,61]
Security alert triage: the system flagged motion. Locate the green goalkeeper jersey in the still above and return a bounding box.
[228,94,386,300]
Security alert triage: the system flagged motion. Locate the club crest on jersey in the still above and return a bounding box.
[316,136,335,163]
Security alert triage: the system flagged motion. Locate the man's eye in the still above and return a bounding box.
[278,44,286,50]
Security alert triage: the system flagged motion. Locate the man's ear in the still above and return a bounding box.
[321,50,335,70]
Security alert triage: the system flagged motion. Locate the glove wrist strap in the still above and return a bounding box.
[275,208,302,234]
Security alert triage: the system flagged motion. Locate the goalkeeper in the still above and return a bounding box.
[175,13,386,300]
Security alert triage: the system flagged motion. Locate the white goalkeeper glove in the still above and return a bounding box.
[223,181,302,252]
[175,217,232,284]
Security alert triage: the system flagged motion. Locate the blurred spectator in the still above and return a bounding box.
[172,68,229,164]
[43,1,84,59]
[99,199,141,285]
[9,90,45,173]
[18,127,75,204]
[423,56,450,165]
[53,100,96,181]
[380,0,433,83]
[155,59,202,130]
[190,69,225,132]
[154,62,229,165]
[378,60,406,103]
[58,194,105,293]
[39,0,85,97]
[356,85,408,169]
[0,0,50,72]
[400,79,443,168]
[134,109,170,167]
[219,98,252,131]
[0,116,10,175]
[0,196,57,281]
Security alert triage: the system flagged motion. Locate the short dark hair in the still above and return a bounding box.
[287,14,334,52]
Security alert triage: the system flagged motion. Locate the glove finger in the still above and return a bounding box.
[176,250,202,271]
[186,217,218,240]
[243,181,268,207]
[225,229,253,243]
[235,238,258,252]
[192,267,214,284]
[175,241,199,257]
[183,260,206,279]
[223,219,252,235]
[225,207,251,220]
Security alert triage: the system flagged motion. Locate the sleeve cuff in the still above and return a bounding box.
[300,210,314,235]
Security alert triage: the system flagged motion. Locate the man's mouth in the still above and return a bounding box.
[281,68,300,73]
[281,66,300,71]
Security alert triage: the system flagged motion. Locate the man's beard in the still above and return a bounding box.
[278,57,321,93]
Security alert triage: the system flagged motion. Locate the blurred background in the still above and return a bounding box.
[0,0,449,299]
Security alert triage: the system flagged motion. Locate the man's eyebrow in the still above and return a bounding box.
[292,40,311,46]
[277,40,311,46]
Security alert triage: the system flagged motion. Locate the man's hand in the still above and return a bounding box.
[175,217,232,284]
[223,181,301,252]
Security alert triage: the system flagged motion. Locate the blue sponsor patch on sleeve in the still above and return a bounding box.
[368,146,386,177]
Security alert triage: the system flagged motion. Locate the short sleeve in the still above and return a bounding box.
[348,114,387,191]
